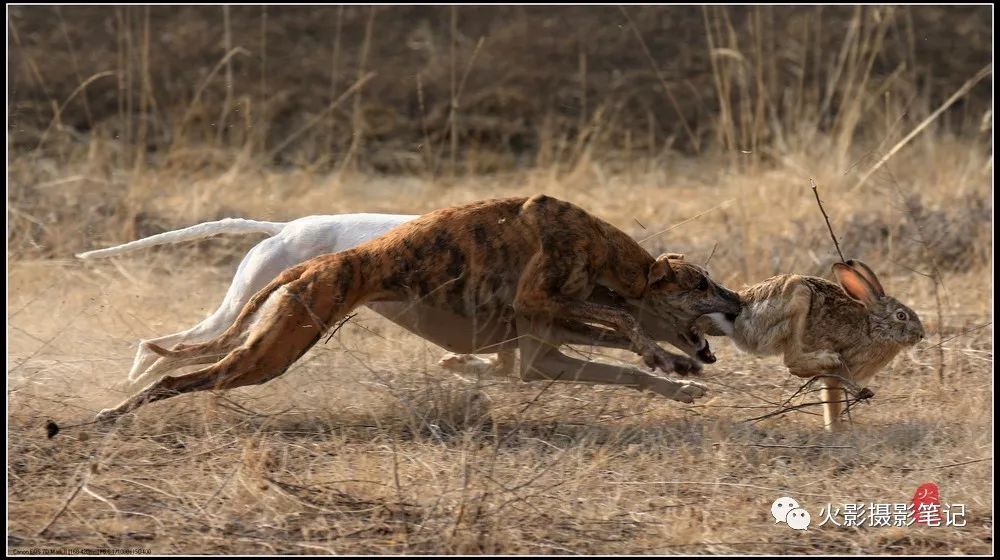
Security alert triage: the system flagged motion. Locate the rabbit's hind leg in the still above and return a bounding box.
[781,282,842,377]
[778,281,848,431]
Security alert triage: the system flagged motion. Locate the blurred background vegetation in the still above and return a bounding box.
[9,5,992,172]
[6,5,993,270]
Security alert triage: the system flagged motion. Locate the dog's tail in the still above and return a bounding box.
[76,218,287,259]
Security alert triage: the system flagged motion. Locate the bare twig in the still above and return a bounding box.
[781,376,822,408]
[37,477,88,536]
[33,71,117,152]
[878,457,990,472]
[606,480,856,500]
[741,374,871,425]
[352,7,377,164]
[810,179,846,263]
[448,6,458,176]
[38,415,123,535]
[918,322,992,352]
[268,72,376,159]
[434,33,487,178]
[704,242,719,267]
[324,312,358,344]
[880,163,949,382]
[175,46,251,141]
[639,199,735,244]
[740,399,834,424]
[217,6,233,146]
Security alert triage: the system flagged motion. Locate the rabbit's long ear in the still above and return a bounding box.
[832,262,879,306]
[846,259,885,297]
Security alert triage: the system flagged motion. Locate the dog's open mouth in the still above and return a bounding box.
[697,340,716,363]
[684,326,716,364]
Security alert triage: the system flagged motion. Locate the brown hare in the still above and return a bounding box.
[703,260,924,431]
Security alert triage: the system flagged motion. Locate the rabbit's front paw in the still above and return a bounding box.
[809,350,842,369]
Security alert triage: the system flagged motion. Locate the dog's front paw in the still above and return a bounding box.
[639,345,702,376]
[671,355,703,376]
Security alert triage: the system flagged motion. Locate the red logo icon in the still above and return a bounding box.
[912,482,942,526]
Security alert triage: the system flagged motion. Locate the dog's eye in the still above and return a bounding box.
[696,277,710,291]
[895,311,908,321]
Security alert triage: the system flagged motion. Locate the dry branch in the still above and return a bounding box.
[37,477,88,536]
[741,374,872,425]
[850,64,992,192]
[810,179,846,263]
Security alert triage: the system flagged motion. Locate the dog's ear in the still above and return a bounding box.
[664,252,685,261]
[648,254,678,285]
[833,262,879,306]
[846,259,885,297]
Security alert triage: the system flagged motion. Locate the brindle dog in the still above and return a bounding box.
[97,195,742,421]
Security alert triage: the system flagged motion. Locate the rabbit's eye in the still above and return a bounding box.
[895,311,908,321]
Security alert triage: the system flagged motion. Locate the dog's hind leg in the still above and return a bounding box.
[97,254,374,421]
[127,286,251,381]
[129,324,234,384]
[96,328,314,423]
[127,236,300,383]
[137,352,231,382]
[133,260,315,376]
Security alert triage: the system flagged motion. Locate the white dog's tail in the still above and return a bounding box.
[76,218,287,259]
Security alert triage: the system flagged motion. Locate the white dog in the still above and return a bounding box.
[77,214,512,384]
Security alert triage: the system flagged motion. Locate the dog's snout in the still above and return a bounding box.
[720,287,743,312]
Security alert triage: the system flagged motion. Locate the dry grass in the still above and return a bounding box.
[6,4,993,555]
[8,141,992,553]
[9,6,992,170]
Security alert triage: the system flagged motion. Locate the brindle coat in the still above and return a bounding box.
[97,195,742,421]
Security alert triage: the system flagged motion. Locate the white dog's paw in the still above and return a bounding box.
[438,353,495,375]
[438,353,470,369]
[640,376,709,403]
[674,380,709,402]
